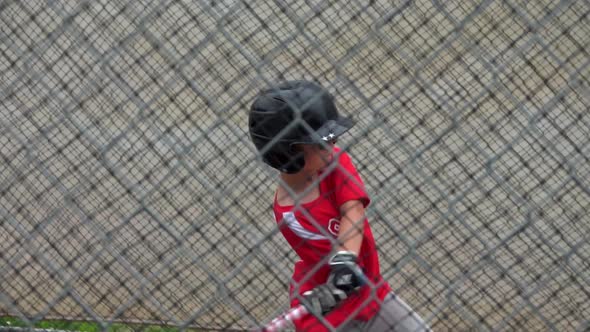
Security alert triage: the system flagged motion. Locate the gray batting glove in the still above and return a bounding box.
[302,284,348,315]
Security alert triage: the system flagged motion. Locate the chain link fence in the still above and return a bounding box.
[1,0,589,331]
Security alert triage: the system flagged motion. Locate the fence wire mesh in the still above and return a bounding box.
[1,0,589,331]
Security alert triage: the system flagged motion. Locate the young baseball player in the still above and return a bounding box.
[249,80,430,331]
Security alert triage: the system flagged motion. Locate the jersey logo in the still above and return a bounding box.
[328,218,340,236]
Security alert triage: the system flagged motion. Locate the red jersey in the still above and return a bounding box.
[273,147,391,331]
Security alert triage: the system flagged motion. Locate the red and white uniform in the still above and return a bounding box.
[273,147,392,331]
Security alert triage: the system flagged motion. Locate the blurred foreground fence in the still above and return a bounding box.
[1,0,589,331]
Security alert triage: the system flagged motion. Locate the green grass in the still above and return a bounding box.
[0,317,207,332]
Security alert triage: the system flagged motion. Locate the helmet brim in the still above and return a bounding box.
[292,116,354,145]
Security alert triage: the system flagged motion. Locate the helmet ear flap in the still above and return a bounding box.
[284,154,305,174]
[260,142,305,174]
[287,144,306,174]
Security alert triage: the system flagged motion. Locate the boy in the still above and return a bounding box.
[249,80,430,331]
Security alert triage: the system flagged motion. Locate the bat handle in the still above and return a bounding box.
[260,305,309,332]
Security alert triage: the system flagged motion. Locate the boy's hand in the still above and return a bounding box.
[301,251,367,315]
[327,251,367,293]
[302,284,347,315]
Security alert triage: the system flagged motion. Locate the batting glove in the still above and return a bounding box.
[302,283,348,315]
[327,251,367,293]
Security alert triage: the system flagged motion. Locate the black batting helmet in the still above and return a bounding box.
[248,80,354,173]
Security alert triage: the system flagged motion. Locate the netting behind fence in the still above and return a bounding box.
[1,0,589,331]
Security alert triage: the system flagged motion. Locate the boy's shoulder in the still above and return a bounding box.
[330,147,358,174]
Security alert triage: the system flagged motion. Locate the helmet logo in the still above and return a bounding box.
[322,132,336,141]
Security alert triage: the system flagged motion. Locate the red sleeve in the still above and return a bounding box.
[330,150,370,208]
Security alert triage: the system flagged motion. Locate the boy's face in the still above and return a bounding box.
[297,140,336,173]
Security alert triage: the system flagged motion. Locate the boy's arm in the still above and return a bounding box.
[324,199,367,295]
[336,199,365,254]
[299,204,368,320]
